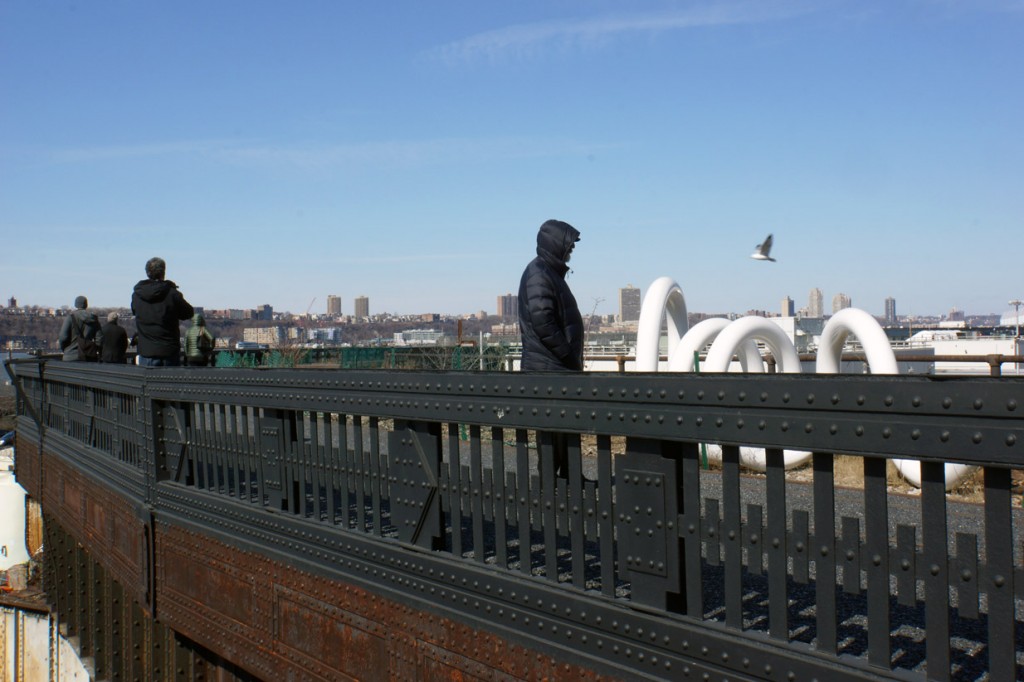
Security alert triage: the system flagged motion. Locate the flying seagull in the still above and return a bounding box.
[751,233,776,262]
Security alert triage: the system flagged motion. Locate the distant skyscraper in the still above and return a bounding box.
[354,296,369,319]
[258,304,273,321]
[327,295,341,316]
[781,296,794,317]
[618,285,641,322]
[884,297,896,325]
[496,293,517,319]
[832,293,852,314]
[808,288,823,318]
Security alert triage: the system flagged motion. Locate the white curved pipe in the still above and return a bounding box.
[636,277,688,371]
[814,308,976,491]
[667,318,763,373]
[816,308,898,374]
[702,317,810,470]
[704,317,802,374]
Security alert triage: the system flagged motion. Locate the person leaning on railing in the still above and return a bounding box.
[100,311,129,364]
[57,295,103,361]
[184,312,216,367]
[131,257,194,367]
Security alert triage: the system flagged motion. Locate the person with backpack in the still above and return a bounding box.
[57,295,103,361]
[184,312,216,366]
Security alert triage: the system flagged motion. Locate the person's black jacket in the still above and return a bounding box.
[131,279,194,359]
[100,321,129,364]
[518,220,584,371]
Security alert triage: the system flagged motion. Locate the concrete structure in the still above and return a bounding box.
[326,295,341,316]
[242,326,284,346]
[393,328,445,346]
[885,296,897,325]
[832,292,852,314]
[618,285,641,322]
[781,296,794,317]
[0,450,30,571]
[0,606,91,681]
[354,296,369,320]
[308,327,343,343]
[808,287,823,318]
[495,293,517,320]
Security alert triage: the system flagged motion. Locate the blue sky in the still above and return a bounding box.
[1,1,1021,318]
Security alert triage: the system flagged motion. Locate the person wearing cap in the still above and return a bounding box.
[57,295,103,361]
[518,219,584,481]
[131,256,194,366]
[100,311,129,364]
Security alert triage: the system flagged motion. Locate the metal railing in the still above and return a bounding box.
[5,358,1023,680]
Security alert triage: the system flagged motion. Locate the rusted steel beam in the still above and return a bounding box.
[153,521,616,681]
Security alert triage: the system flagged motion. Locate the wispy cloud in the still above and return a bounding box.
[49,139,233,164]
[215,136,605,169]
[922,0,1024,13]
[427,1,819,64]
[48,136,609,170]
[333,253,488,265]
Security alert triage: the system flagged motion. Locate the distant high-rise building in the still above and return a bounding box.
[884,297,896,325]
[496,293,517,319]
[618,285,641,322]
[781,296,794,317]
[808,288,824,318]
[354,296,369,319]
[258,304,273,321]
[832,293,852,314]
[326,295,341,316]
[7,297,16,308]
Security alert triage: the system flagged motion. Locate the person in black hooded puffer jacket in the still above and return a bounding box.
[518,219,584,371]
[131,256,194,366]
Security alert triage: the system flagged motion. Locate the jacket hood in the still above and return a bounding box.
[133,279,176,303]
[192,313,205,325]
[535,220,581,271]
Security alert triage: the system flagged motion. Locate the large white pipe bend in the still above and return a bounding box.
[667,318,763,373]
[702,317,809,470]
[816,308,898,374]
[813,308,975,491]
[704,317,802,373]
[636,277,688,371]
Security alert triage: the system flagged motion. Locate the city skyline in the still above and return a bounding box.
[0,287,1008,322]
[1,2,1021,317]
